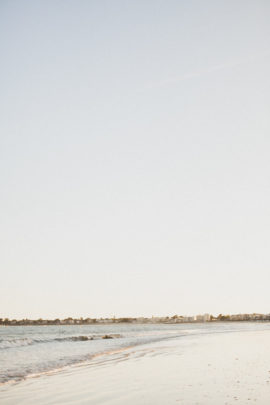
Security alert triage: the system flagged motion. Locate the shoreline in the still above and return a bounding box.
[2,320,270,327]
[1,328,270,404]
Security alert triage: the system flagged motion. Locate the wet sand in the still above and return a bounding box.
[1,329,270,404]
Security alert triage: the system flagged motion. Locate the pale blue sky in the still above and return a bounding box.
[1,0,270,319]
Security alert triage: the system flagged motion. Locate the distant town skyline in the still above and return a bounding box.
[1,0,270,319]
[2,312,270,326]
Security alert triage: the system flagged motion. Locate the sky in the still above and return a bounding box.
[1,0,270,319]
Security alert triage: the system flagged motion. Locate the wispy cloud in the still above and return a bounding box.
[145,50,270,90]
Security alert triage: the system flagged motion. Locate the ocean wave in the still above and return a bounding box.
[0,332,187,384]
[0,334,122,349]
[0,346,124,385]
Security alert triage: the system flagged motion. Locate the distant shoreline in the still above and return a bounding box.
[1,313,270,326]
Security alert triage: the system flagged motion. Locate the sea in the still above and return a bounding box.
[1,321,270,386]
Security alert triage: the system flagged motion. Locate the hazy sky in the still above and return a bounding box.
[1,0,270,319]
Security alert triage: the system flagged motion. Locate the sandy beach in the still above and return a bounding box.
[1,328,270,404]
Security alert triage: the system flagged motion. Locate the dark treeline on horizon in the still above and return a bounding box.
[1,313,270,326]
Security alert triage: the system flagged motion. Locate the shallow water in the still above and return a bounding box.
[0,322,269,385]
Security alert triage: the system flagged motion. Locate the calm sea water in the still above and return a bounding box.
[1,322,269,385]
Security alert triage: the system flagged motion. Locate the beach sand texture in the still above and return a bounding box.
[1,330,270,404]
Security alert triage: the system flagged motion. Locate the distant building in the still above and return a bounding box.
[194,314,211,322]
